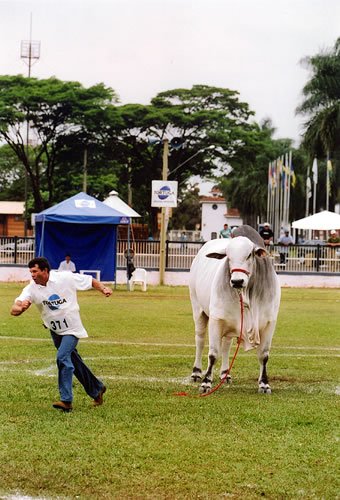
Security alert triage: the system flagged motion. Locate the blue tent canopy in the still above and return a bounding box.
[35,192,131,281]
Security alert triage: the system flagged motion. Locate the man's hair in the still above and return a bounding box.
[28,257,51,272]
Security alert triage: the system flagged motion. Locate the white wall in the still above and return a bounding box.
[2,266,339,288]
[201,200,243,241]
[201,201,226,241]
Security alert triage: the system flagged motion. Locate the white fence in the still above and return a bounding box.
[117,239,340,274]
[1,237,340,274]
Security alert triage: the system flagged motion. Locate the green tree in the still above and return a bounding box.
[0,144,25,200]
[218,119,294,226]
[170,184,201,231]
[106,85,256,234]
[0,75,118,214]
[296,38,340,206]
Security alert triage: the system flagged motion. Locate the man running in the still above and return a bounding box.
[11,257,112,412]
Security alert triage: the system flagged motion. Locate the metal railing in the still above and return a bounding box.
[0,236,35,264]
[1,237,339,274]
[117,239,340,274]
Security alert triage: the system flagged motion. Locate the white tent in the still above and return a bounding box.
[103,190,140,218]
[292,210,340,230]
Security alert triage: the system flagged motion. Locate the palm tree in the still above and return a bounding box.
[296,38,340,206]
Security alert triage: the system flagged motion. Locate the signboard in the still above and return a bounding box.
[74,199,96,209]
[151,181,178,208]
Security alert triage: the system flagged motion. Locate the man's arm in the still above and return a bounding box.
[92,278,112,297]
[11,299,32,316]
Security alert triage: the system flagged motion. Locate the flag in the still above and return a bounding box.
[306,176,312,199]
[312,158,318,184]
[327,159,333,196]
[271,162,277,189]
[291,162,296,188]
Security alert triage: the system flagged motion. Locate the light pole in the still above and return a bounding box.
[159,138,169,285]
[158,143,213,285]
[168,147,212,177]
[20,14,40,236]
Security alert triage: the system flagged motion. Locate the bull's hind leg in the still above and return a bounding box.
[257,321,276,394]
[191,310,208,382]
[200,318,222,393]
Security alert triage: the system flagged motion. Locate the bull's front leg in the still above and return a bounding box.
[220,335,233,384]
[191,310,208,382]
[257,321,276,394]
[200,318,222,393]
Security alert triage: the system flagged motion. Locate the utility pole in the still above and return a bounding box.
[20,14,40,235]
[159,139,169,285]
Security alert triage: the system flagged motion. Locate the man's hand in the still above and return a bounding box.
[101,286,112,297]
[10,300,31,316]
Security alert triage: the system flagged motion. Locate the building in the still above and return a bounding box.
[0,201,26,236]
[200,187,243,241]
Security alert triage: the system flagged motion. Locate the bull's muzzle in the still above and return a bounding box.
[230,268,250,289]
[231,278,245,288]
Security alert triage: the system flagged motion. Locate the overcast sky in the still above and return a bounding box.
[1,0,339,146]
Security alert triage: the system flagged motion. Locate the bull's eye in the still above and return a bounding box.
[246,253,252,260]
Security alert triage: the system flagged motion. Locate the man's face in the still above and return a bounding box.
[30,264,49,286]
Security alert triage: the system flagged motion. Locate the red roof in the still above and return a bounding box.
[200,195,225,203]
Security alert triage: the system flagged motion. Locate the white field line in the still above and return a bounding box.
[0,356,338,394]
[0,352,339,369]
[0,352,338,378]
[2,367,340,394]
[0,336,339,351]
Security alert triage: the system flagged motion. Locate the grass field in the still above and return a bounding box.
[0,283,339,499]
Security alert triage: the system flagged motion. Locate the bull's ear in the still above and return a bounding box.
[255,247,267,257]
[206,252,227,260]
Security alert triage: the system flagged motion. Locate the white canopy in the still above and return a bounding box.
[292,210,340,230]
[103,190,141,218]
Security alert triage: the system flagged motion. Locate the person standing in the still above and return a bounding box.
[219,223,232,238]
[278,230,294,264]
[327,230,340,271]
[10,257,112,412]
[58,254,76,272]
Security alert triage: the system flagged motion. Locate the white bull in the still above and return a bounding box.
[189,233,281,394]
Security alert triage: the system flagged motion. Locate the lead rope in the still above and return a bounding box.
[174,292,244,398]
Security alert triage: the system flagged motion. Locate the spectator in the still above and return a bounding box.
[259,222,274,245]
[219,223,232,239]
[180,232,188,251]
[278,230,294,264]
[58,254,76,273]
[327,230,340,247]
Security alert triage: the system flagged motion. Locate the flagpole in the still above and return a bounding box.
[286,150,292,227]
[326,151,330,211]
[312,157,318,215]
[267,162,271,223]
[305,166,310,217]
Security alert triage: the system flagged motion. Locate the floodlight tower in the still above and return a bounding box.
[20,14,40,235]
[21,14,41,76]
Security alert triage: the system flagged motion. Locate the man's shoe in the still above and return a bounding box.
[52,401,73,412]
[93,386,106,406]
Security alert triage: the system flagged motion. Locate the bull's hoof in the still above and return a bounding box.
[258,383,272,394]
[191,374,202,382]
[199,381,212,394]
[220,372,232,384]
[191,368,202,382]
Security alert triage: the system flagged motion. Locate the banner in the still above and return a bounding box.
[151,181,178,208]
